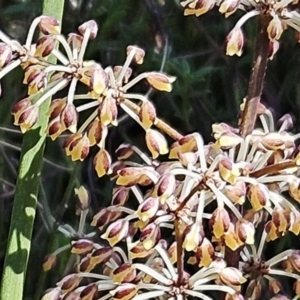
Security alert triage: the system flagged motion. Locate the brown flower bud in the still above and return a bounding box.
[137,197,159,222]
[226,26,244,56]
[209,207,231,238]
[93,148,112,177]
[90,66,109,95]
[12,98,31,124]
[43,254,56,272]
[146,72,176,92]
[0,43,12,68]
[27,70,47,95]
[90,247,114,266]
[126,45,145,64]
[57,274,81,293]
[216,131,243,149]
[236,220,255,245]
[112,187,130,206]
[86,118,108,147]
[99,95,118,126]
[219,0,240,17]
[101,218,129,246]
[113,263,136,283]
[183,223,204,251]
[139,100,157,129]
[194,237,215,267]
[115,144,134,160]
[224,181,246,205]
[91,207,121,229]
[35,36,56,57]
[110,283,138,300]
[129,240,153,259]
[67,33,83,50]
[60,103,78,133]
[71,239,94,255]
[153,173,176,204]
[219,267,246,289]
[64,133,90,161]
[248,183,271,211]
[38,16,60,34]
[46,117,65,141]
[79,283,98,300]
[145,129,169,159]
[116,167,143,187]
[114,65,132,83]
[17,105,39,133]
[267,15,284,41]
[181,0,215,17]
[219,157,240,184]
[139,223,161,250]
[41,287,61,300]
[78,20,98,39]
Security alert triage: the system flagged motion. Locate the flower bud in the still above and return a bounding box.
[226,26,244,56]
[78,20,98,39]
[47,98,67,119]
[137,197,159,222]
[181,0,215,16]
[71,239,94,255]
[219,0,240,17]
[110,283,138,300]
[115,144,134,160]
[182,223,204,251]
[90,66,109,95]
[63,133,90,161]
[46,117,65,141]
[67,33,83,50]
[216,131,243,149]
[101,218,129,246]
[86,118,108,147]
[99,95,118,126]
[12,98,31,124]
[43,254,56,272]
[113,263,136,283]
[248,183,271,211]
[0,43,12,68]
[129,240,153,259]
[116,167,143,187]
[91,207,121,229]
[17,105,39,133]
[139,100,157,129]
[57,274,81,293]
[114,65,132,83]
[90,247,114,266]
[27,70,47,95]
[112,187,130,206]
[38,16,60,34]
[267,15,284,41]
[268,40,280,60]
[236,220,255,245]
[224,181,246,205]
[146,72,176,92]
[219,267,246,289]
[153,173,176,204]
[126,45,145,64]
[35,36,56,57]
[41,287,61,300]
[80,283,98,300]
[219,157,240,184]
[145,129,169,159]
[93,148,112,177]
[209,207,231,238]
[60,103,78,133]
[139,223,161,250]
[194,237,215,267]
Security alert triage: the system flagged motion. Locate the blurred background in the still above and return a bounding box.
[1,0,300,299]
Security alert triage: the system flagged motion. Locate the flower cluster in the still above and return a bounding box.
[180,0,300,57]
[0,15,177,176]
[43,104,300,299]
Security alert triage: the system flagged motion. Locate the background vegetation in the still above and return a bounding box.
[1,0,300,299]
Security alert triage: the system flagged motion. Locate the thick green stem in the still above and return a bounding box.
[239,15,271,138]
[0,2,65,299]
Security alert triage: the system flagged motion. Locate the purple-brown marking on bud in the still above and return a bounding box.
[78,20,98,39]
[226,26,244,57]
[126,45,145,64]
[38,16,60,35]
[101,218,129,246]
[146,72,176,92]
[113,263,136,283]
[139,100,157,129]
[93,148,112,177]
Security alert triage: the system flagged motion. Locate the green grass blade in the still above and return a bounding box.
[0,1,65,299]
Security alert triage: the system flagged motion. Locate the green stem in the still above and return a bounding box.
[0,1,65,299]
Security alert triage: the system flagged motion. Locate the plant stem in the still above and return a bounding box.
[0,2,64,299]
[224,15,271,281]
[239,15,271,138]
